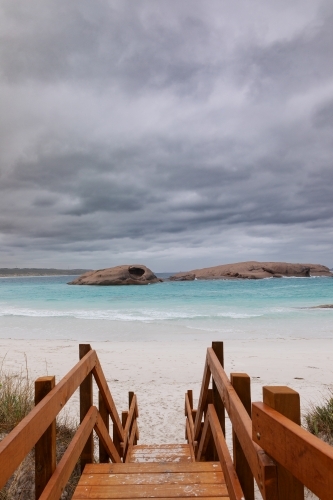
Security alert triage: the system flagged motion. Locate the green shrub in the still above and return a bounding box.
[305,390,333,445]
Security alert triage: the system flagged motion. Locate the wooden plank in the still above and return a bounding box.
[93,357,124,442]
[197,412,212,461]
[252,402,333,500]
[212,342,225,439]
[130,455,193,463]
[131,445,192,457]
[207,405,245,500]
[207,348,278,500]
[83,462,223,474]
[185,393,195,442]
[230,373,254,500]
[129,391,138,446]
[73,482,229,498]
[35,376,56,500]
[79,471,225,486]
[186,419,195,461]
[125,420,138,463]
[95,410,121,463]
[80,344,94,472]
[262,387,303,500]
[98,390,109,463]
[123,394,137,448]
[194,355,211,442]
[74,495,227,500]
[0,349,97,490]
[121,411,129,460]
[39,406,98,500]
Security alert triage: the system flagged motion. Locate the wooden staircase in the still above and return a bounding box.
[2,342,333,500]
[73,445,230,500]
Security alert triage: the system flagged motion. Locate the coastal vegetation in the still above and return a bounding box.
[305,390,333,445]
[0,364,79,499]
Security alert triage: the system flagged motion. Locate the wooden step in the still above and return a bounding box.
[73,461,230,499]
[129,444,193,463]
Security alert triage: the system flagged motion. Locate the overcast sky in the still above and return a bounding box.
[0,0,332,271]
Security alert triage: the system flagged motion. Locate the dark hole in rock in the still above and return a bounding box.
[129,266,145,277]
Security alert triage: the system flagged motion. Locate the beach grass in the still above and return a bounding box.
[305,389,333,445]
[0,363,80,500]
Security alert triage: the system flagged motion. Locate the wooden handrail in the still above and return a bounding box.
[185,392,195,443]
[92,356,124,442]
[253,402,333,500]
[95,411,121,464]
[122,394,139,461]
[194,357,211,441]
[0,349,97,490]
[197,404,245,500]
[39,406,98,500]
[191,347,277,499]
[123,394,137,447]
[185,419,195,461]
[124,420,139,463]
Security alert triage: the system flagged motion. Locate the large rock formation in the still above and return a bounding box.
[68,265,162,285]
[170,261,333,281]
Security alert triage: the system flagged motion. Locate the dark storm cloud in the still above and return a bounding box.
[0,0,332,269]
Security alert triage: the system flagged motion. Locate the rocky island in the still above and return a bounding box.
[170,261,332,281]
[68,264,162,285]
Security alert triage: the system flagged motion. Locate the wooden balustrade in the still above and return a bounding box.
[0,344,139,499]
[186,341,333,500]
[197,404,244,500]
[190,343,278,500]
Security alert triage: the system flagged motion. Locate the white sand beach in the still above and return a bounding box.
[1,336,332,444]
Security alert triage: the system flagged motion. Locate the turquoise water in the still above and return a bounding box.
[0,276,332,340]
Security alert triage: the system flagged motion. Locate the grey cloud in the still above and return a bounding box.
[0,0,332,269]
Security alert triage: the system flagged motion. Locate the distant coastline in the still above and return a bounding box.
[0,268,90,277]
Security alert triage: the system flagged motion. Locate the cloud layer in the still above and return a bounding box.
[1,0,332,270]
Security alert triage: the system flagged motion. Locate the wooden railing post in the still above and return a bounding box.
[35,376,56,500]
[211,342,225,463]
[98,390,109,463]
[231,373,254,500]
[263,386,304,500]
[79,344,93,472]
[212,342,225,436]
[129,391,138,445]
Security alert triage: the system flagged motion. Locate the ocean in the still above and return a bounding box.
[0,275,332,342]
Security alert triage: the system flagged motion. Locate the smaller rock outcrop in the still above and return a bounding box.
[68,265,162,286]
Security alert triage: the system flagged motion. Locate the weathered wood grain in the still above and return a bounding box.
[262,387,303,500]
[253,402,333,500]
[72,482,229,498]
[79,471,224,486]
[83,462,223,474]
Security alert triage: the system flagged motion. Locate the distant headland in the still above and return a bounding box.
[0,268,90,277]
[169,261,333,281]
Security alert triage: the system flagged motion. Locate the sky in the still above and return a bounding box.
[0,0,332,272]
